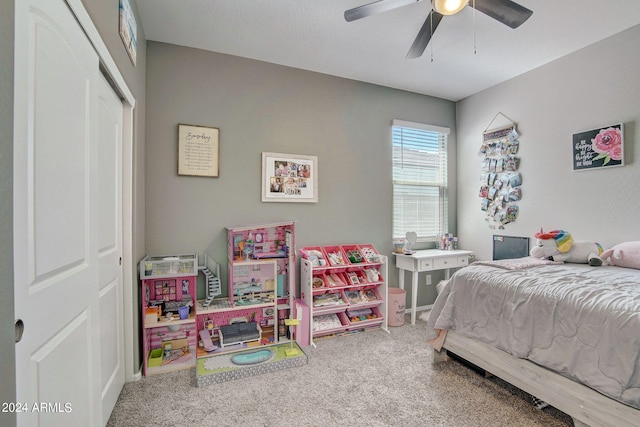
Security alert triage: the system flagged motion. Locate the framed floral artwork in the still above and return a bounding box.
[572,124,624,171]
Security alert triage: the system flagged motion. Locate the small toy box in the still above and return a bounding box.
[140,254,198,279]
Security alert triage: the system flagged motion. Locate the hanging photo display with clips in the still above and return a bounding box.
[478,116,523,229]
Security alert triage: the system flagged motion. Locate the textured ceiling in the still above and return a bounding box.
[136,0,640,101]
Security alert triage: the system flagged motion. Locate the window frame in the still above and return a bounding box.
[392,119,450,243]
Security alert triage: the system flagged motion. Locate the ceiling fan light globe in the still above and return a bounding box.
[432,0,468,15]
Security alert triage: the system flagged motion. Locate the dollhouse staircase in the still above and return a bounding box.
[201,253,222,307]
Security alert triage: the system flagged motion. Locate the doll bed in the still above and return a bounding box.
[426,259,640,427]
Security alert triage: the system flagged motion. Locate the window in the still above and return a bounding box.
[392,119,449,241]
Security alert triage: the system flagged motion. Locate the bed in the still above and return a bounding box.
[426,257,640,427]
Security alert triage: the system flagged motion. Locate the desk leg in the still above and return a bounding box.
[410,271,418,325]
[397,267,417,325]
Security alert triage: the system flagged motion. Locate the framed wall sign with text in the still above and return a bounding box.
[178,124,219,177]
[572,124,623,171]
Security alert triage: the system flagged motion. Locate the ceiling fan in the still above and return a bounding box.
[344,0,533,59]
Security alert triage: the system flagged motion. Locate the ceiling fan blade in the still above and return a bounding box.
[406,10,443,59]
[471,0,533,29]
[345,0,420,22]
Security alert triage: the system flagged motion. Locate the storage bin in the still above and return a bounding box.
[312,275,327,289]
[325,272,347,287]
[323,245,349,266]
[299,246,328,266]
[358,244,383,263]
[346,287,382,308]
[346,306,383,327]
[312,290,345,309]
[341,245,364,264]
[388,287,406,327]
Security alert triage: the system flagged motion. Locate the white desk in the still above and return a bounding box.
[394,249,473,325]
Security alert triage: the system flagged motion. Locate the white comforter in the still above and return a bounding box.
[426,259,640,409]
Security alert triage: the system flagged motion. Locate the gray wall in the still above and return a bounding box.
[1,0,15,425]
[145,42,457,306]
[457,24,640,260]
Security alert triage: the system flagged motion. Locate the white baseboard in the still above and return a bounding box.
[414,304,433,312]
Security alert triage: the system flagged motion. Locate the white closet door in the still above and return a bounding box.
[13,0,121,425]
[96,72,125,425]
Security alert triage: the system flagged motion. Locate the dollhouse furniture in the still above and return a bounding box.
[284,318,300,356]
[140,254,198,376]
[299,244,388,347]
[201,253,222,307]
[219,321,262,347]
[394,249,473,325]
[230,349,274,365]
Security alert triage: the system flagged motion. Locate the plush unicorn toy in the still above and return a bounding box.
[529,229,603,266]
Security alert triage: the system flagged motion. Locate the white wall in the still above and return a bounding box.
[456,24,640,261]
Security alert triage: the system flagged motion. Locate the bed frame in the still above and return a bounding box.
[433,330,640,427]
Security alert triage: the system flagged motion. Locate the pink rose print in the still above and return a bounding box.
[591,127,622,163]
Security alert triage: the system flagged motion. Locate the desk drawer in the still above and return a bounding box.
[418,258,433,270]
[396,255,416,271]
[433,255,468,270]
[457,255,469,267]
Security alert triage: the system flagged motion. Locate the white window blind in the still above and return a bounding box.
[392,120,449,241]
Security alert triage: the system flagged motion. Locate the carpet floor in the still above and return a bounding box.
[107,313,572,426]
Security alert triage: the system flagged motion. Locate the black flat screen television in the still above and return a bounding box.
[492,235,530,260]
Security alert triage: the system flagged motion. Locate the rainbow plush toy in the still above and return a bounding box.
[530,228,603,266]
